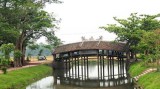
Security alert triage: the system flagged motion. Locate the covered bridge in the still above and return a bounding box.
[52,41,129,85]
[53,41,127,59]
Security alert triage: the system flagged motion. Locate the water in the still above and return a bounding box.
[26,61,134,89]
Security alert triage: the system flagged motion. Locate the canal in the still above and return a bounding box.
[26,60,134,89]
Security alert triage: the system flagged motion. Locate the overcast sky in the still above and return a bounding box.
[37,0,160,44]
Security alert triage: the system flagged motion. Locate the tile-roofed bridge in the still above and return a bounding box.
[52,41,131,87]
[53,41,126,54]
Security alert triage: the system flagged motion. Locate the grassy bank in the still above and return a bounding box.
[0,64,52,89]
[129,62,160,89]
[129,62,148,77]
[138,72,160,89]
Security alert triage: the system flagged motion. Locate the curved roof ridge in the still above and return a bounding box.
[54,41,126,54]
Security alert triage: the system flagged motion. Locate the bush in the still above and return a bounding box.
[1,67,7,74]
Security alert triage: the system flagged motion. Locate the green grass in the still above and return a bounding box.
[138,72,160,89]
[0,64,52,89]
[129,62,160,89]
[129,62,148,77]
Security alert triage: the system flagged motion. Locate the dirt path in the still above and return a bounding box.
[0,60,52,74]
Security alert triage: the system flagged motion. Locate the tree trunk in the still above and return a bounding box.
[125,41,131,71]
[15,37,23,67]
[131,50,137,61]
[126,50,131,71]
[130,50,134,59]
[134,52,137,61]
[157,59,160,72]
[144,50,149,55]
[15,29,28,67]
[21,44,26,66]
[14,59,17,67]
[15,41,20,67]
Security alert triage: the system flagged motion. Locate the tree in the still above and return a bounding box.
[136,29,160,70]
[14,2,55,66]
[27,43,40,60]
[45,31,63,48]
[44,31,63,53]
[0,4,19,46]
[38,49,44,57]
[0,0,61,66]
[100,13,160,70]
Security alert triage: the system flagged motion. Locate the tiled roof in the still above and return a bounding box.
[54,41,126,54]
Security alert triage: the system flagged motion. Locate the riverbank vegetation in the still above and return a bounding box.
[129,62,148,77]
[0,64,52,89]
[101,13,160,89]
[129,62,160,89]
[138,72,160,89]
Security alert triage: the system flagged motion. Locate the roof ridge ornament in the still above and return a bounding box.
[89,36,94,41]
[80,36,103,46]
[96,36,103,46]
[80,36,86,47]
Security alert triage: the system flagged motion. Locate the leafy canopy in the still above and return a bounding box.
[100,13,160,49]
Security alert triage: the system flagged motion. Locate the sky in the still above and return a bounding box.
[37,0,160,44]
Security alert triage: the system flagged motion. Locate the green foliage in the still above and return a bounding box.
[0,43,15,66]
[26,43,52,56]
[136,30,160,68]
[136,31,160,52]
[0,55,4,64]
[43,45,52,50]
[101,12,160,89]
[38,49,44,56]
[1,67,7,74]
[138,72,160,89]
[0,56,8,74]
[101,13,142,42]
[101,13,160,51]
[27,44,40,59]
[101,13,160,72]
[0,29,19,46]
[129,62,148,77]
[0,0,61,66]
[45,32,63,48]
[0,43,15,57]
[14,50,22,59]
[0,64,52,89]
[28,44,39,51]
[140,14,160,31]
[1,59,8,67]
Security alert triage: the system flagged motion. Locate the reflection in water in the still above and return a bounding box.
[26,76,53,89]
[26,61,134,89]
